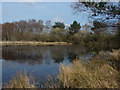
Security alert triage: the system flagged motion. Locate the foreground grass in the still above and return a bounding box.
[5,72,35,88]
[58,49,120,88]
[59,60,119,88]
[5,49,120,88]
[1,41,72,46]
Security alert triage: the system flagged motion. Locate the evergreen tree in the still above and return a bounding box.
[69,21,81,34]
[53,22,65,29]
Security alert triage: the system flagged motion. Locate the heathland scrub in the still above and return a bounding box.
[5,49,120,88]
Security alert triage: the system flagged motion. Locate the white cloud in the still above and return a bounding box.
[53,16,64,22]
[2,0,78,2]
[22,2,37,5]
[65,24,70,27]
[2,0,119,2]
[2,0,42,2]
[0,2,1,23]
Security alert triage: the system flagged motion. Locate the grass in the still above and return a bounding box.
[110,49,120,61]
[4,49,120,88]
[41,76,60,88]
[95,49,120,61]
[5,72,35,88]
[58,60,119,88]
[1,41,72,46]
[58,49,120,88]
[5,73,59,88]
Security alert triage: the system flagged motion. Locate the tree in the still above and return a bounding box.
[53,22,65,29]
[72,1,120,30]
[37,20,44,33]
[72,1,120,21]
[69,21,81,34]
[91,20,108,33]
[2,22,16,41]
[50,27,66,42]
[44,20,52,31]
[72,1,120,45]
[82,24,91,31]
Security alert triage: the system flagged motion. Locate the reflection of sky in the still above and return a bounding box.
[0,59,2,83]
[2,59,59,87]
[2,45,91,86]
[79,53,94,61]
[2,2,89,25]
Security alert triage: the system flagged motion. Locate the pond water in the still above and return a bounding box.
[1,45,119,87]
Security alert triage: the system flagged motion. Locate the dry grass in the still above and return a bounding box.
[5,72,35,88]
[58,60,119,88]
[97,49,120,61]
[110,49,120,61]
[41,76,60,88]
[1,41,72,46]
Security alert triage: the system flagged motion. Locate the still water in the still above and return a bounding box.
[2,45,118,86]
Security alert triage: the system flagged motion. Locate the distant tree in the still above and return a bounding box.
[16,20,27,32]
[53,22,65,29]
[69,21,81,34]
[49,27,67,42]
[45,20,52,31]
[37,20,44,32]
[2,22,16,41]
[91,21,108,33]
[27,19,43,33]
[38,20,43,25]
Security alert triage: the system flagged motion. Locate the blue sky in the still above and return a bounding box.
[2,2,89,25]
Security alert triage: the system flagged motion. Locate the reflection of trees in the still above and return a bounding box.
[53,57,64,63]
[68,52,78,62]
[2,45,101,65]
[2,46,43,65]
[89,44,119,54]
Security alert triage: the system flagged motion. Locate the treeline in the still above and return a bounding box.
[2,19,120,46]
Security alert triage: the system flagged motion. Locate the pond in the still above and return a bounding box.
[1,45,119,87]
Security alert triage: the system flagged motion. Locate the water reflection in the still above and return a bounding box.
[2,45,91,65]
[2,45,92,86]
[2,45,118,86]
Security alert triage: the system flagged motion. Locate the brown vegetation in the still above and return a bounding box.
[58,60,119,88]
[58,49,120,88]
[5,72,35,88]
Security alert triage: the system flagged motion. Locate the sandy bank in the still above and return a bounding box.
[0,41,72,46]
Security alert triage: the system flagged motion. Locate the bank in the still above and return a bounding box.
[0,41,72,46]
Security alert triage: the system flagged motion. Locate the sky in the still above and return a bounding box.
[2,2,90,25]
